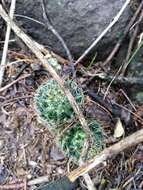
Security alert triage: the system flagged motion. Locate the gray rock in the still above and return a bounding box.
[15,0,132,59]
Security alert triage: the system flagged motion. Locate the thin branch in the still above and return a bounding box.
[40,0,74,66]
[103,64,123,99]
[121,37,143,74]
[0,95,33,108]
[119,89,136,111]
[86,72,143,86]
[0,38,16,44]
[121,9,143,75]
[123,25,139,69]
[138,32,143,44]
[0,4,92,140]
[0,0,17,87]
[74,0,131,66]
[15,14,45,26]
[103,0,143,66]
[68,128,143,182]
[0,74,31,93]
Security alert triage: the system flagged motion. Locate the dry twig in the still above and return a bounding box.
[121,9,143,75]
[0,0,16,86]
[0,128,143,189]
[0,95,33,108]
[0,3,92,147]
[74,0,131,66]
[103,0,143,66]
[40,0,75,76]
[0,73,31,93]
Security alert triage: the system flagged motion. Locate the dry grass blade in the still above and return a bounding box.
[121,9,143,75]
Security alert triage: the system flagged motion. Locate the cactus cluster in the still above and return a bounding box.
[34,77,104,161]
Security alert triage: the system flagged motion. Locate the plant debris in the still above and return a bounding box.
[0,1,143,189]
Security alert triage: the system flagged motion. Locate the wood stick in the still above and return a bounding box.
[0,128,142,190]
[0,0,16,86]
[103,0,143,66]
[0,5,96,190]
[0,74,31,93]
[0,4,91,136]
[74,0,131,66]
[68,128,143,182]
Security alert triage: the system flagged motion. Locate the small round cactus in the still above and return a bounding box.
[60,120,104,161]
[34,79,84,127]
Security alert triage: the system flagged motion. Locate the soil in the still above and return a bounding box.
[0,1,143,190]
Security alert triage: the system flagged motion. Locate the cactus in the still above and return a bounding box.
[60,120,104,161]
[34,78,104,161]
[34,79,84,127]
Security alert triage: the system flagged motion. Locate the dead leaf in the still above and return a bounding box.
[114,118,124,138]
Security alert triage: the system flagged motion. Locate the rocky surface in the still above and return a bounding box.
[127,46,143,103]
[15,0,132,59]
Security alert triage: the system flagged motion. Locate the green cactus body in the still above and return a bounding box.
[60,120,104,161]
[34,79,84,127]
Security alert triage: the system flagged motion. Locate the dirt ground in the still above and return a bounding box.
[0,1,143,189]
[0,47,142,190]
